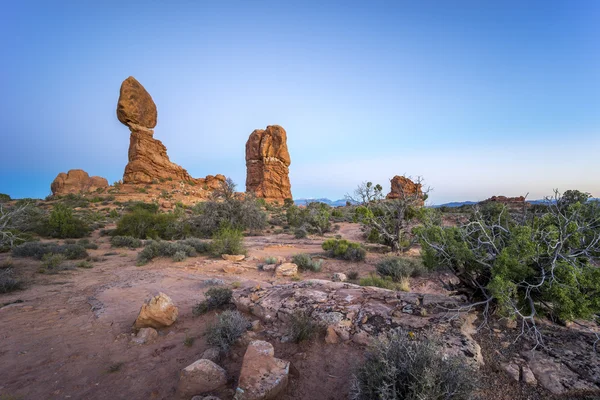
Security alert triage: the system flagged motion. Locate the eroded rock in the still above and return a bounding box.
[51,169,108,195]
[234,340,289,400]
[275,263,297,277]
[133,292,178,329]
[131,327,158,345]
[178,359,227,398]
[386,175,424,205]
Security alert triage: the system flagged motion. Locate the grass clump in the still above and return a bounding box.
[322,239,366,262]
[76,260,93,269]
[193,286,233,315]
[292,253,322,272]
[351,330,476,400]
[136,240,197,265]
[288,309,325,343]
[0,269,23,293]
[376,257,424,281]
[205,310,249,352]
[210,227,246,257]
[360,274,409,291]
[110,236,143,249]
[12,242,88,260]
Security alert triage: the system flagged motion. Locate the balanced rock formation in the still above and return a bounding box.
[51,169,108,195]
[245,125,292,203]
[386,175,424,205]
[117,76,225,188]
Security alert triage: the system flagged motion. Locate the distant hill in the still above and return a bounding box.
[294,198,599,208]
[294,198,350,207]
[431,201,478,208]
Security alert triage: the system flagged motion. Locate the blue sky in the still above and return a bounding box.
[1,0,598,204]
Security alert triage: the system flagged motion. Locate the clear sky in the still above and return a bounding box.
[1,0,598,204]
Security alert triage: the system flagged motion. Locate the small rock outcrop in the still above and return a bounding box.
[481,195,526,204]
[245,125,292,203]
[234,340,290,400]
[386,176,424,205]
[178,359,227,398]
[50,169,108,195]
[274,263,297,277]
[133,292,178,329]
[117,76,226,188]
[131,327,158,345]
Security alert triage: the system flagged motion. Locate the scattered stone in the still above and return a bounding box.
[262,264,276,272]
[245,125,292,203]
[324,326,340,344]
[51,169,108,195]
[222,265,244,274]
[161,201,173,209]
[501,363,520,382]
[234,340,290,400]
[251,320,262,332]
[178,359,227,398]
[131,327,158,345]
[352,331,371,346]
[222,254,246,262]
[521,364,537,386]
[133,292,178,329]
[201,347,221,363]
[332,273,347,282]
[275,263,297,277]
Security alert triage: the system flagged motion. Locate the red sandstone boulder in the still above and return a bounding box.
[50,169,108,195]
[245,125,292,203]
[116,76,157,129]
[386,175,424,205]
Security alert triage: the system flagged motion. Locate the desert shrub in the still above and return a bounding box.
[204,310,250,352]
[12,242,88,260]
[78,238,98,250]
[113,208,179,239]
[210,227,245,257]
[322,239,366,261]
[76,260,93,269]
[193,286,233,315]
[360,274,408,291]
[347,270,359,280]
[288,309,325,343]
[172,250,188,262]
[376,257,424,281]
[179,238,211,254]
[351,330,476,400]
[294,226,308,239]
[287,202,332,235]
[292,253,322,272]
[45,204,89,238]
[264,256,278,265]
[0,268,22,293]
[418,190,600,324]
[41,253,67,271]
[136,240,197,265]
[0,193,10,203]
[110,235,143,249]
[108,209,119,219]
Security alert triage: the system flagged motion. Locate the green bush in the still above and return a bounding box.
[210,227,246,257]
[288,309,325,343]
[78,238,98,250]
[376,257,424,281]
[193,286,233,315]
[359,274,408,291]
[292,253,322,272]
[351,330,476,400]
[113,208,179,239]
[294,226,308,239]
[110,236,143,248]
[322,239,366,261]
[205,310,250,352]
[45,204,89,238]
[172,250,188,262]
[0,193,11,203]
[287,202,332,235]
[347,270,359,280]
[41,253,67,271]
[264,256,278,265]
[0,269,22,293]
[179,238,211,254]
[136,240,197,265]
[76,260,93,269]
[190,195,267,237]
[12,242,88,260]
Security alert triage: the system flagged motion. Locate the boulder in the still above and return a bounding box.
[245,125,292,203]
[332,273,347,282]
[178,359,227,398]
[275,263,297,277]
[133,292,178,329]
[131,327,158,345]
[234,340,289,400]
[222,265,244,274]
[222,254,245,262]
[386,176,424,205]
[50,169,108,195]
[117,76,157,129]
[325,326,340,344]
[201,347,221,363]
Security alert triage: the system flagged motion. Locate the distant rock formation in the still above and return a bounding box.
[245,125,292,203]
[386,175,424,205]
[482,195,526,204]
[117,76,225,188]
[51,169,108,195]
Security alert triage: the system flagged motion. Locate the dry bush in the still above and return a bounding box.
[204,310,250,352]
